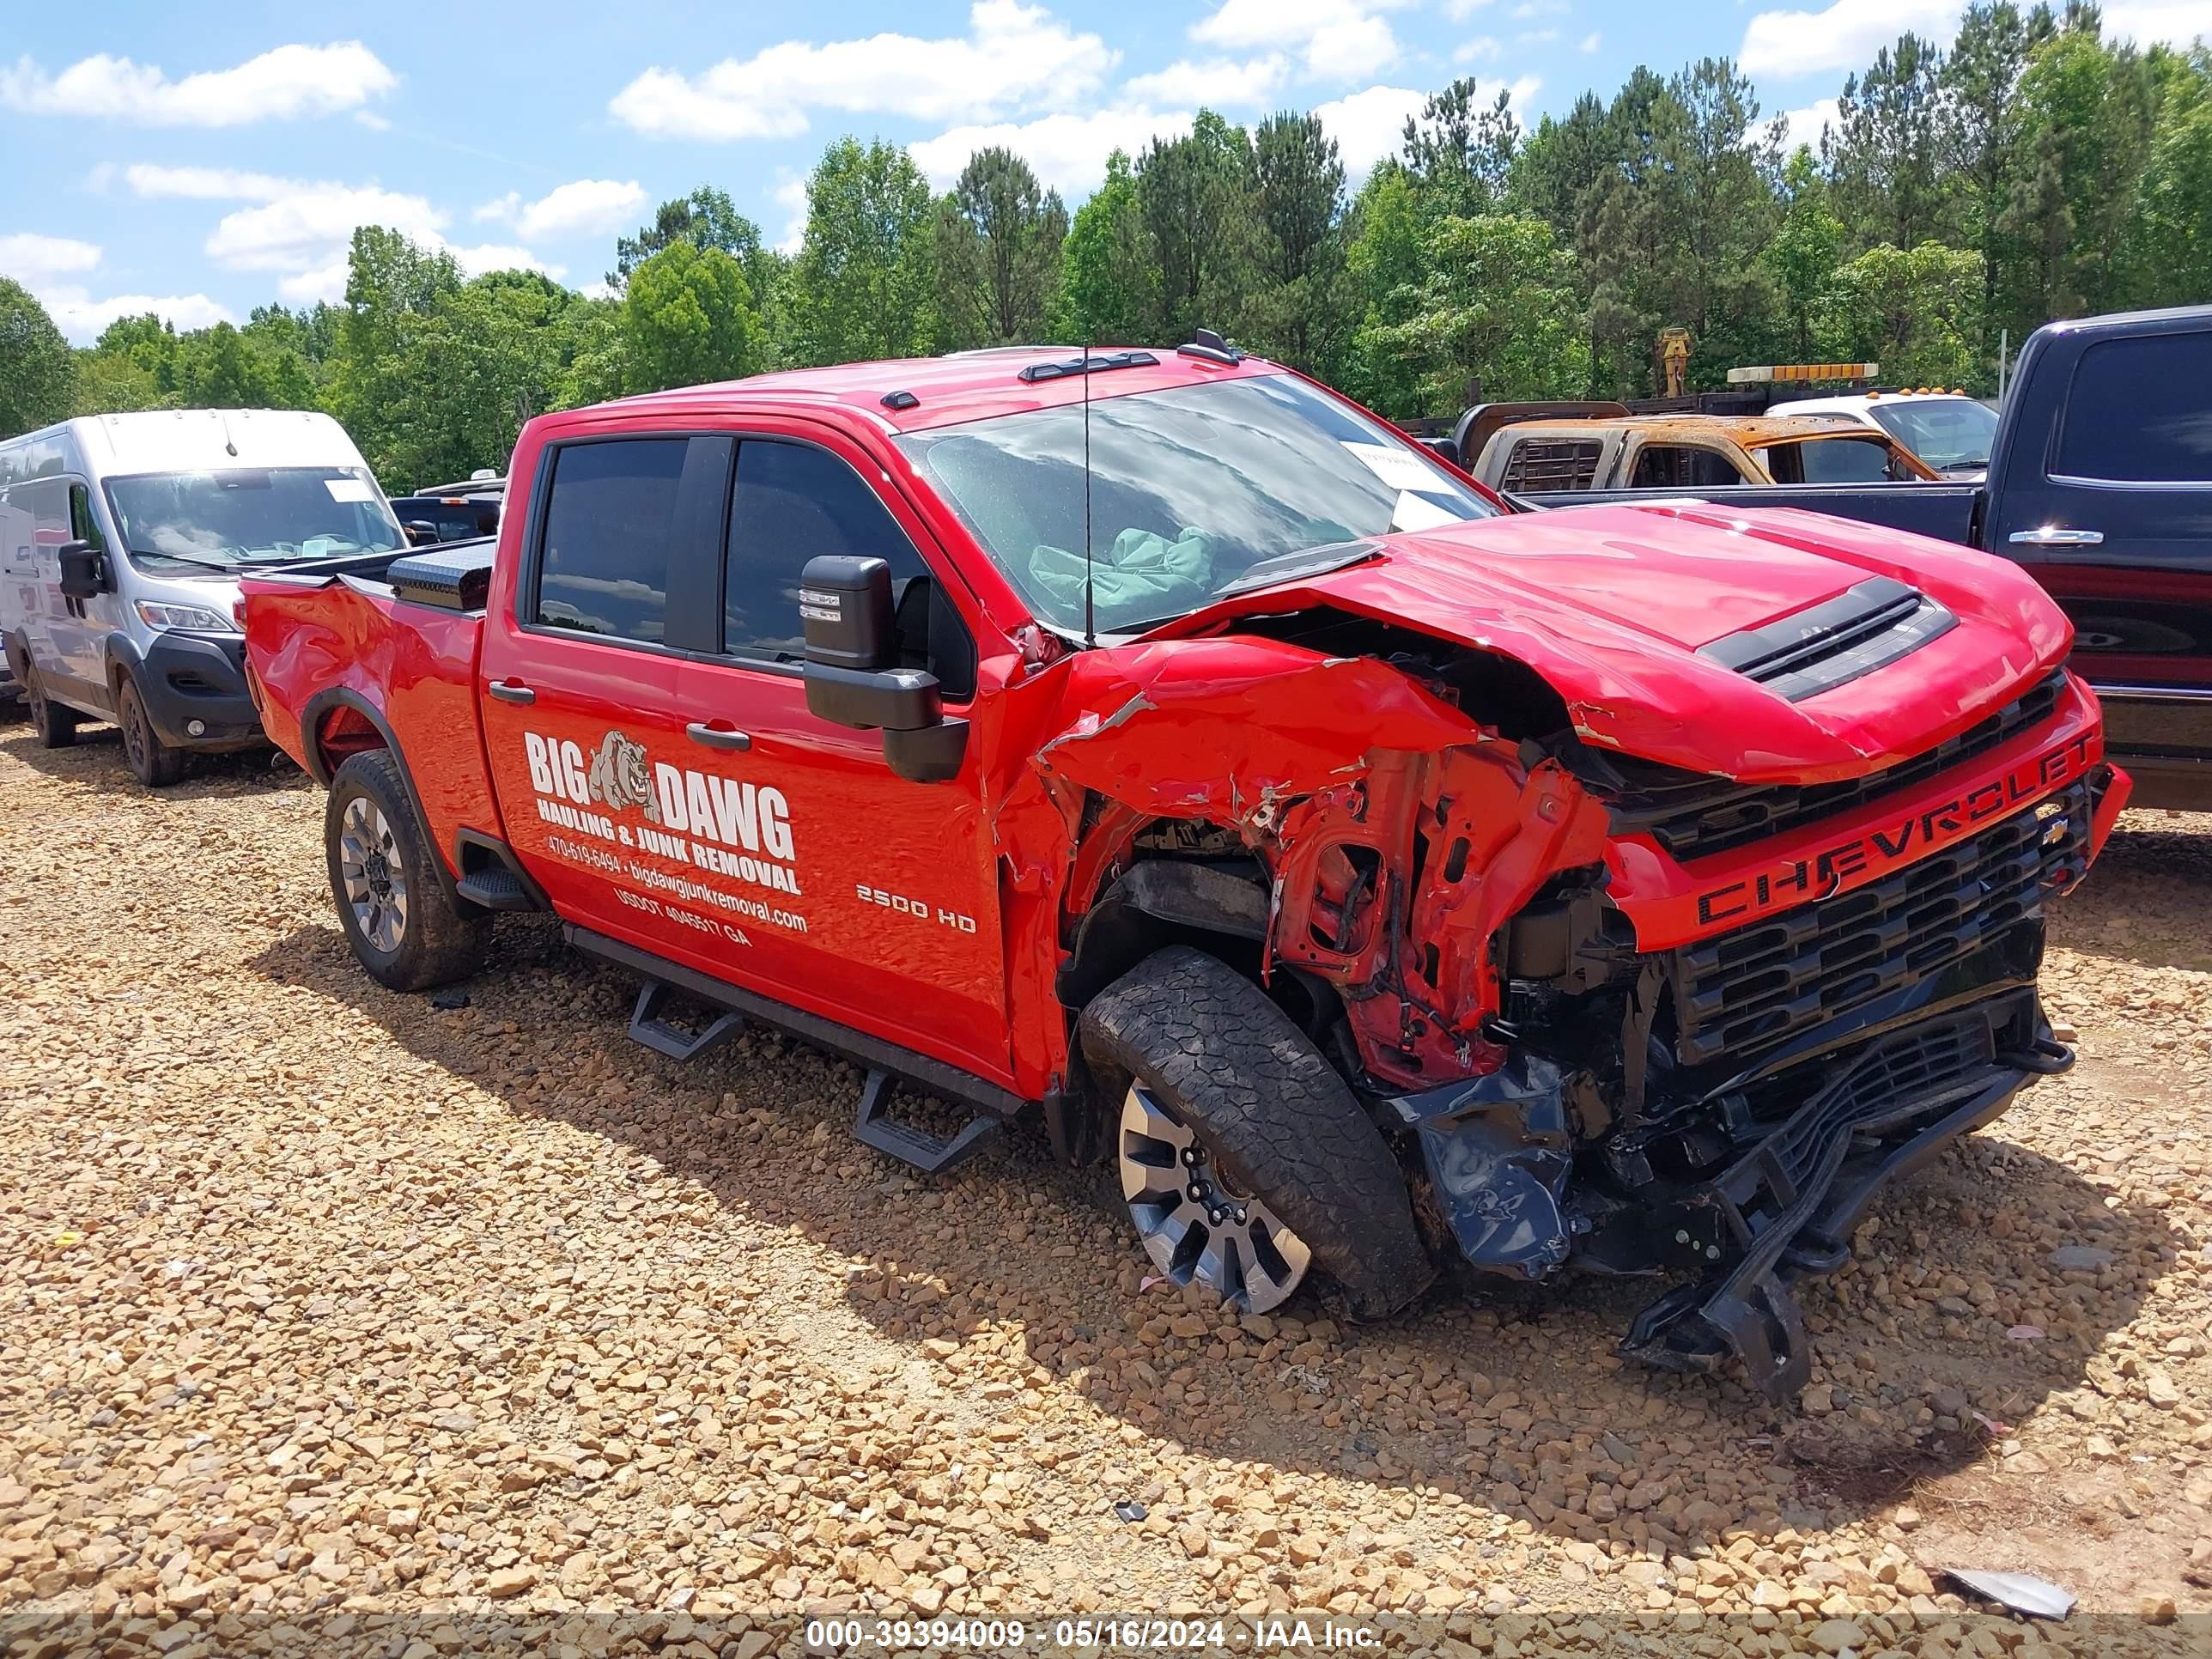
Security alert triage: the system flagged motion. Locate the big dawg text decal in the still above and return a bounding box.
[523,730,802,896]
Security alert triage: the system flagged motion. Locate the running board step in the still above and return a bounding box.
[852,1069,1002,1176]
[455,865,538,911]
[629,979,743,1062]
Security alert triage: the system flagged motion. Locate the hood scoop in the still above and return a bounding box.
[1698,575,1955,702]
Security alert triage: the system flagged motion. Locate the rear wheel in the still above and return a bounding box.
[325,750,489,990]
[25,665,77,749]
[118,677,185,787]
[1081,945,1434,1320]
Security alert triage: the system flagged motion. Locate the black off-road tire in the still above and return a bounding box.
[118,676,185,787]
[24,664,77,749]
[1081,945,1436,1321]
[325,749,490,992]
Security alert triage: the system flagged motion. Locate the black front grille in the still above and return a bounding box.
[1671,782,2089,1067]
[1735,1000,2011,1126]
[1616,668,2067,863]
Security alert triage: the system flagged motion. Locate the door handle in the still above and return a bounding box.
[686,722,751,751]
[2008,526,2104,546]
[487,680,536,704]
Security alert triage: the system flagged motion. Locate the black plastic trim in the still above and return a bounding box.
[111,631,261,747]
[453,827,551,911]
[564,923,1029,1121]
[1698,576,1957,702]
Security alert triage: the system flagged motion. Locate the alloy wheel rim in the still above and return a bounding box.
[1117,1084,1312,1315]
[338,796,409,952]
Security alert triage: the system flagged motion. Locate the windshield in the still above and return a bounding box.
[1865,398,1998,471]
[104,466,405,574]
[896,374,1500,633]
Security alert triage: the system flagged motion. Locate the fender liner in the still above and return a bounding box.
[1056,860,1270,1007]
[300,686,469,909]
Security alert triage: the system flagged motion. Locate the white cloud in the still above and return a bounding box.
[1314,76,1539,178]
[1580,31,1603,52]
[578,279,620,302]
[1454,37,1503,64]
[1444,0,1495,15]
[609,1,1115,141]
[2106,3,2212,46]
[0,41,395,127]
[0,232,102,284]
[1123,55,1287,107]
[1189,0,1408,82]
[771,178,808,257]
[124,164,295,202]
[448,243,565,281]
[476,179,646,242]
[1740,2,1957,78]
[1517,29,1560,44]
[39,288,234,343]
[910,107,1194,197]
[1780,97,1840,155]
[205,184,447,273]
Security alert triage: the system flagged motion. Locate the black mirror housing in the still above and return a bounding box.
[799,554,896,672]
[404,520,441,546]
[57,540,109,599]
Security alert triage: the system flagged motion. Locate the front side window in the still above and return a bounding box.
[723,440,975,697]
[68,483,104,550]
[1786,436,1916,484]
[895,374,1498,634]
[104,467,404,575]
[533,438,686,643]
[1866,398,1997,472]
[2054,333,2212,483]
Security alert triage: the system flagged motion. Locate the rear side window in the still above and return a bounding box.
[533,439,686,642]
[1501,439,1602,491]
[2055,333,2212,483]
[1787,437,1911,484]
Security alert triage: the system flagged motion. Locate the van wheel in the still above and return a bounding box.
[118,678,185,787]
[325,750,489,991]
[1080,945,1435,1320]
[25,666,77,749]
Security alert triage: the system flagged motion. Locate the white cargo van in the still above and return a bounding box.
[0,410,406,786]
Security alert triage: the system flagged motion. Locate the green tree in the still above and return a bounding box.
[2131,64,2212,304]
[933,148,1066,349]
[623,242,764,392]
[1057,150,1156,344]
[1243,112,1348,369]
[1,279,75,437]
[1762,149,1845,360]
[1401,78,1522,216]
[1340,164,1431,413]
[1359,215,1589,412]
[1832,34,1953,249]
[1657,57,1784,376]
[788,137,936,365]
[1942,3,2050,351]
[1136,111,1256,342]
[1820,241,1986,387]
[608,185,779,318]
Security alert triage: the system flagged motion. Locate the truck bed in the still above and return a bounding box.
[1514,480,1984,545]
[242,544,504,882]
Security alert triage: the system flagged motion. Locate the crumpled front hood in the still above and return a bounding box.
[1149,502,2075,785]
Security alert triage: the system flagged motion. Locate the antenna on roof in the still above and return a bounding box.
[1081,340,1096,649]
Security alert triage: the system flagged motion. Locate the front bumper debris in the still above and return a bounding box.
[1620,988,2062,1399]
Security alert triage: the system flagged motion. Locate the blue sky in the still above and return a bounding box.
[4,0,2207,342]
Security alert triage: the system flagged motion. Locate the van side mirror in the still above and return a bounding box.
[404,520,441,546]
[798,554,968,784]
[58,540,110,599]
[1419,436,1461,466]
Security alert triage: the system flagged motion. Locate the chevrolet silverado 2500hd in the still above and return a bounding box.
[240,343,2129,1401]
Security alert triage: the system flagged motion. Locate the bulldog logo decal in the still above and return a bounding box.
[586,730,659,823]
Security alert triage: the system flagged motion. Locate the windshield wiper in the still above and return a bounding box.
[128,546,240,574]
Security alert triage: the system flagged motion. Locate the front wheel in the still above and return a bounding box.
[118,677,185,787]
[1081,945,1435,1320]
[325,750,489,991]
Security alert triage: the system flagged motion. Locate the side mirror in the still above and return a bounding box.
[799,554,968,784]
[404,520,441,546]
[58,540,110,599]
[1419,436,1462,466]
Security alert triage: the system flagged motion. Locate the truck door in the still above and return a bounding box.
[476,432,738,951]
[667,429,1010,1086]
[1990,325,2212,761]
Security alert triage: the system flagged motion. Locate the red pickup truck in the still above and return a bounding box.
[241,341,2128,1401]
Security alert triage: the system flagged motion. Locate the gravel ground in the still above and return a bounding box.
[3,720,2209,1657]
